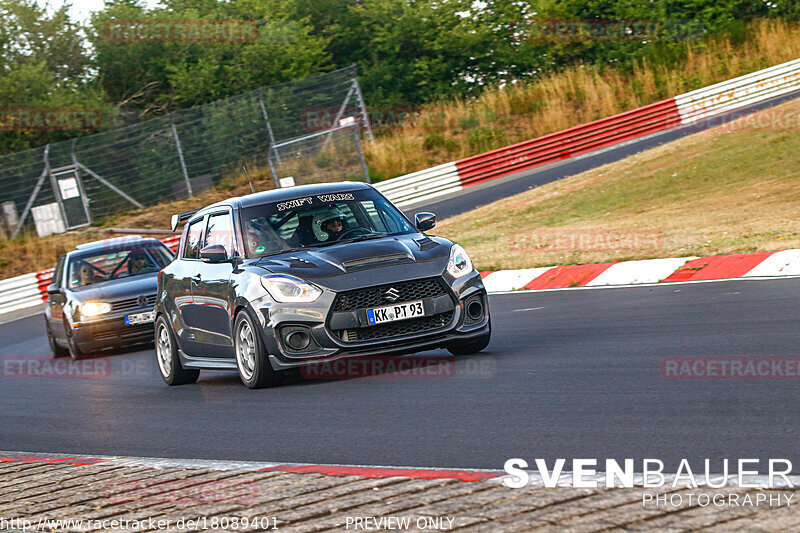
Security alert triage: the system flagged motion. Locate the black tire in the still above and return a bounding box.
[234,310,283,389]
[63,316,86,360]
[155,315,199,386]
[447,329,491,356]
[45,317,69,358]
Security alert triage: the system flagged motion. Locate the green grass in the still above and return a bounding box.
[436,97,800,271]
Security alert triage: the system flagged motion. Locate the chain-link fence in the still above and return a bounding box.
[268,124,370,187]
[0,64,372,238]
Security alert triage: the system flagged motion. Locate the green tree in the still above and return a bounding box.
[88,0,331,119]
[0,0,109,154]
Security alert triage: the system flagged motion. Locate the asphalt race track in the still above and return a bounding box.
[1,277,799,473]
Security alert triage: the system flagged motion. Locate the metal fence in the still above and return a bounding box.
[0,64,372,238]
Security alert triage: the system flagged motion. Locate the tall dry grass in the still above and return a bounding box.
[364,19,800,179]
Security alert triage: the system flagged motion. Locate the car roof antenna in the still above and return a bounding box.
[242,165,255,194]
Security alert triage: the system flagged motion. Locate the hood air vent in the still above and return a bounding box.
[413,237,438,251]
[342,253,412,270]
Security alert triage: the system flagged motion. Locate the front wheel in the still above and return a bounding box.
[447,329,491,356]
[155,315,199,386]
[234,311,283,389]
[63,317,86,360]
[46,319,69,358]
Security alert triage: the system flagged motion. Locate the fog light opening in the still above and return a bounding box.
[286,330,311,351]
[467,300,484,321]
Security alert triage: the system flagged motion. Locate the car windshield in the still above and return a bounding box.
[241,188,416,257]
[67,244,174,288]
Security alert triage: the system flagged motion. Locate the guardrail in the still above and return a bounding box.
[374,162,460,208]
[455,98,680,187]
[676,58,800,124]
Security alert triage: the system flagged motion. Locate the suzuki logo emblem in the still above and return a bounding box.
[383,287,401,302]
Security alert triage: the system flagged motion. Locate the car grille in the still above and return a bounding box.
[342,311,454,342]
[92,324,153,342]
[332,277,448,312]
[111,295,156,312]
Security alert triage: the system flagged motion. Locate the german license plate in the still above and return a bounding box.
[366,300,425,325]
[125,311,155,325]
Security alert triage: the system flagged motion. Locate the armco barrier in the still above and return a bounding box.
[374,162,460,208]
[676,58,800,124]
[455,98,680,187]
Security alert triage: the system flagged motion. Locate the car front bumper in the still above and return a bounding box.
[71,312,155,353]
[250,271,490,370]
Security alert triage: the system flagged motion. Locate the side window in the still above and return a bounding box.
[375,202,404,233]
[363,200,388,232]
[53,256,65,288]
[275,213,298,240]
[204,212,233,254]
[183,218,205,259]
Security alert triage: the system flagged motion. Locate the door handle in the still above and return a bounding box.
[192,274,202,282]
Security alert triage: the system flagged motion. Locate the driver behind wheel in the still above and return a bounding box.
[312,208,348,242]
[127,250,154,276]
[75,260,99,287]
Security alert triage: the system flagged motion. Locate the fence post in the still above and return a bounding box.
[352,66,374,143]
[170,118,193,197]
[258,88,281,164]
[11,145,51,239]
[267,152,280,189]
[353,126,371,183]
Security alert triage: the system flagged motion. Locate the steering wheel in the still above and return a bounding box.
[337,227,370,240]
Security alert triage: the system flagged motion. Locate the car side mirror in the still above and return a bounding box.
[46,284,61,295]
[199,244,229,263]
[415,212,436,232]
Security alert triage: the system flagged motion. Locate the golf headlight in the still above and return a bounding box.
[80,301,112,317]
[447,244,473,278]
[261,275,322,303]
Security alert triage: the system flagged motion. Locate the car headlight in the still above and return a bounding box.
[261,275,322,303]
[80,301,112,317]
[447,244,473,278]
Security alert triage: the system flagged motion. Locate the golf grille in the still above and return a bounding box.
[111,295,156,312]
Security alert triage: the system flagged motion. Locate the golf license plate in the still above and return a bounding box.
[367,300,425,325]
[125,311,155,325]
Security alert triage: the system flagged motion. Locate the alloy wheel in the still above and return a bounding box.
[236,320,256,381]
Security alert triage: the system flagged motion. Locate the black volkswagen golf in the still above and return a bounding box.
[45,236,175,358]
[156,182,491,388]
